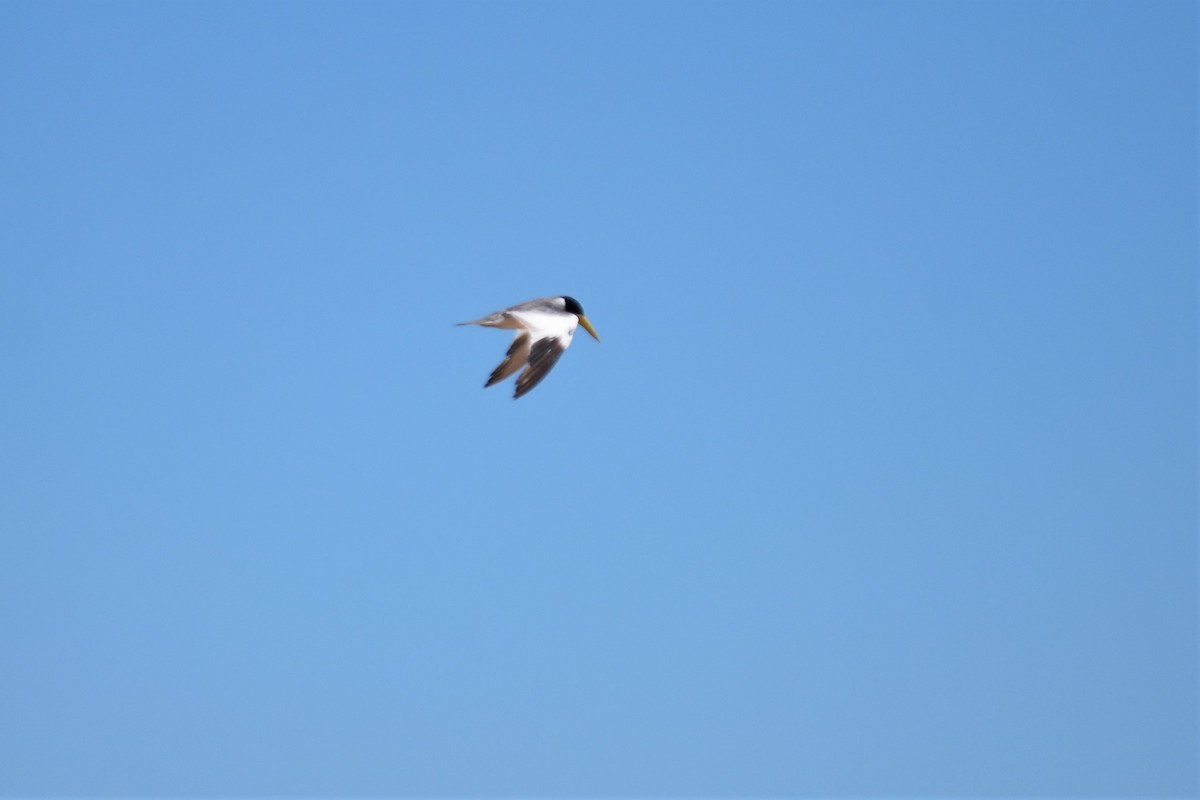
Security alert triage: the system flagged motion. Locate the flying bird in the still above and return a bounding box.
[457,296,600,399]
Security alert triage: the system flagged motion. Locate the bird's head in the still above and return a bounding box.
[560,296,600,342]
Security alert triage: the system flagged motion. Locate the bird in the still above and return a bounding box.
[456,296,600,399]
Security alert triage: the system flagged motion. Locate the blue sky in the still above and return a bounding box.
[1,0,1196,796]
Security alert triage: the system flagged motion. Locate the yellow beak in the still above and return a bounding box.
[577,315,600,343]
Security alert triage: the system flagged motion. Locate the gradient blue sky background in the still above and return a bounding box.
[1,1,1196,796]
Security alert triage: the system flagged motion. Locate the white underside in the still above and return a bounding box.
[509,309,578,348]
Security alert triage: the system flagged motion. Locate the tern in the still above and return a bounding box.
[457,296,600,399]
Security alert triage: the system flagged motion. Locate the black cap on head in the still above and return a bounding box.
[561,296,585,316]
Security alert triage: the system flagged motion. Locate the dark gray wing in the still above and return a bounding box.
[485,332,530,387]
[513,336,567,398]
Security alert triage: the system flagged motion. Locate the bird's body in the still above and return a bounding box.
[457,296,600,399]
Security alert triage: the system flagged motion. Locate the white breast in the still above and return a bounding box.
[510,309,578,344]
